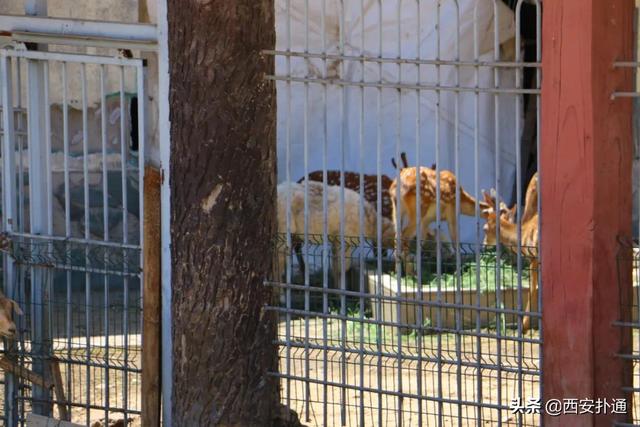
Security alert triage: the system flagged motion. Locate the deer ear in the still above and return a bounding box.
[482,190,492,206]
[11,300,23,316]
[391,158,397,169]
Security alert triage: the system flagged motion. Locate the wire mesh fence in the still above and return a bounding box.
[266,0,542,424]
[269,234,541,426]
[610,3,640,426]
[2,295,142,425]
[0,48,145,427]
[616,244,640,426]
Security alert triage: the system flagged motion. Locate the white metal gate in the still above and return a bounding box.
[0,47,145,426]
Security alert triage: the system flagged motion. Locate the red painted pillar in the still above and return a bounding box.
[541,0,634,426]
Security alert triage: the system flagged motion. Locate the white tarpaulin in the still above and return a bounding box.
[276,0,522,243]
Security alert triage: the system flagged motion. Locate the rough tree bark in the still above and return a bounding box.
[167,1,294,426]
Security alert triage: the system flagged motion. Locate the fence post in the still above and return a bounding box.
[541,0,634,425]
[24,0,52,419]
[1,51,18,427]
[141,165,162,426]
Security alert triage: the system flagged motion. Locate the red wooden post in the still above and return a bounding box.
[541,0,634,426]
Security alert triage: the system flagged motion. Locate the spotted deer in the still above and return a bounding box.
[520,172,538,224]
[291,153,410,276]
[503,172,538,224]
[297,152,410,221]
[276,181,395,286]
[389,166,488,266]
[482,187,539,332]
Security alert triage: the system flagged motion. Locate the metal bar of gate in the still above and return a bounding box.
[0,15,157,45]
[0,47,145,425]
[492,3,504,427]
[338,1,347,425]
[26,53,52,418]
[1,49,144,67]
[302,0,311,422]
[119,64,131,427]
[99,64,111,426]
[80,61,92,427]
[320,0,329,423]
[136,59,147,426]
[15,53,28,423]
[357,0,366,425]
[1,50,18,427]
[24,1,50,419]
[374,3,383,425]
[394,1,404,424]
[62,59,73,422]
[472,3,483,424]
[262,50,542,69]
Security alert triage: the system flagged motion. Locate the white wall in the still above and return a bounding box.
[0,0,161,167]
[276,0,521,244]
[1,0,138,22]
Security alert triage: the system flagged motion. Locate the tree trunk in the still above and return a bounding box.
[167,1,283,425]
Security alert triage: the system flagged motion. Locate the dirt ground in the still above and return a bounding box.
[3,323,640,426]
[278,318,640,426]
[0,335,143,427]
[62,325,639,427]
[278,316,541,427]
[0,362,141,427]
[56,348,142,427]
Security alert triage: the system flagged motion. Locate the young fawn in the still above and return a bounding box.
[502,172,538,225]
[291,153,410,277]
[389,166,488,271]
[482,183,539,333]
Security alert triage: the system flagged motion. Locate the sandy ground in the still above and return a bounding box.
[0,345,142,427]
[61,359,142,427]
[3,321,640,426]
[278,318,640,426]
[278,317,542,427]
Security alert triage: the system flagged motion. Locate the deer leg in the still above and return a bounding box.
[446,209,459,247]
[331,245,353,288]
[402,218,421,277]
[293,239,305,278]
[344,247,353,289]
[392,219,404,276]
[331,244,347,288]
[395,237,413,277]
[405,259,416,276]
[523,259,539,333]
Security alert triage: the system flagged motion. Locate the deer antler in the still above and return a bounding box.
[400,152,408,168]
